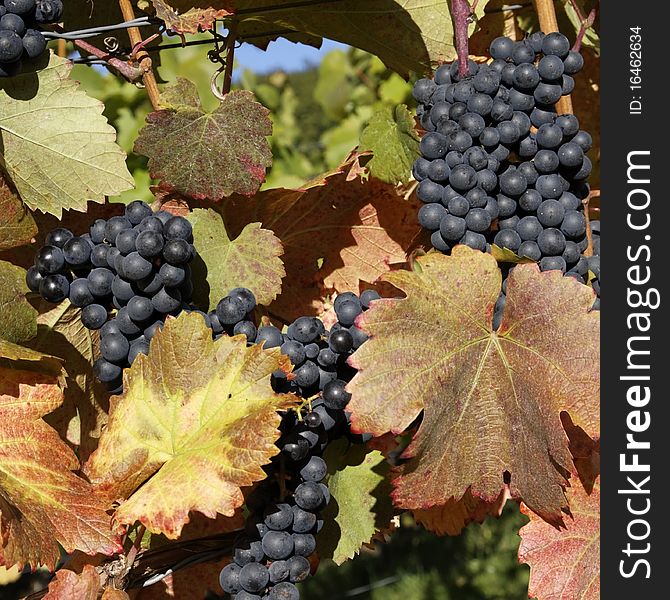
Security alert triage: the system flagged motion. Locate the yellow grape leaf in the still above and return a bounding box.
[86,313,296,538]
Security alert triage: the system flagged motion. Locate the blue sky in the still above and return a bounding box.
[234,38,348,77]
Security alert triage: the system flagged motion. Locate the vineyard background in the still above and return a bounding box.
[0,1,600,597]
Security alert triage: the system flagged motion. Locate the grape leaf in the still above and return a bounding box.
[0,174,36,251]
[0,259,37,344]
[27,301,110,461]
[318,439,394,565]
[85,312,296,538]
[490,244,536,264]
[187,208,284,311]
[0,364,121,568]
[221,154,423,321]
[413,488,507,536]
[164,1,490,76]
[359,105,420,185]
[0,55,133,218]
[519,479,600,600]
[43,564,100,600]
[347,247,600,525]
[151,0,231,33]
[134,80,272,200]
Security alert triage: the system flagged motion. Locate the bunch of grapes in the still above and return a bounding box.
[413,31,596,290]
[219,291,379,600]
[0,0,62,77]
[26,201,197,393]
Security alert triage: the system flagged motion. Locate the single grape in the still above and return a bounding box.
[418,203,447,230]
[493,229,522,252]
[255,326,283,349]
[560,210,587,237]
[234,320,257,342]
[128,338,150,364]
[162,239,192,265]
[100,333,130,364]
[127,295,154,322]
[115,228,139,255]
[268,560,289,585]
[81,304,107,330]
[163,216,193,241]
[300,456,327,483]
[216,295,246,325]
[104,216,132,245]
[219,563,242,595]
[323,379,351,410]
[63,237,91,266]
[292,533,317,557]
[537,199,566,227]
[264,503,294,531]
[261,531,294,561]
[135,230,164,258]
[39,274,69,303]
[329,329,353,353]
[151,286,181,313]
[93,357,121,383]
[518,240,542,261]
[124,200,152,225]
[294,361,319,388]
[287,555,311,583]
[68,278,94,307]
[239,563,269,593]
[122,252,153,281]
[229,287,257,314]
[537,228,567,256]
[542,32,570,58]
[540,256,567,273]
[268,582,300,600]
[281,340,307,366]
[22,28,46,58]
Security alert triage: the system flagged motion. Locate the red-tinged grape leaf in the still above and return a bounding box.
[519,479,600,600]
[0,175,36,251]
[0,338,62,374]
[187,208,284,311]
[221,158,423,321]
[85,312,296,538]
[413,488,508,536]
[562,412,600,494]
[150,0,231,33]
[347,247,600,525]
[317,439,394,565]
[358,104,420,185]
[26,301,110,461]
[134,80,272,200]
[0,259,37,344]
[136,512,244,600]
[0,365,121,569]
[43,564,101,600]
[0,55,134,218]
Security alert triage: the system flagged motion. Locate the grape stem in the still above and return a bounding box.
[118,0,162,110]
[73,38,144,81]
[572,7,597,52]
[450,0,474,78]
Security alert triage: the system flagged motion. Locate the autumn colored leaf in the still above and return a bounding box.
[86,312,296,538]
[0,174,36,251]
[359,104,420,185]
[0,259,37,344]
[187,208,284,310]
[347,247,600,525]
[151,0,231,33]
[0,55,133,218]
[318,439,394,565]
[43,564,101,600]
[134,80,272,200]
[221,156,422,321]
[27,301,110,460]
[519,479,600,600]
[0,365,121,568]
[413,488,508,536]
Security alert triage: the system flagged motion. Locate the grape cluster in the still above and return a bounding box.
[587,220,600,310]
[413,32,596,283]
[26,201,197,393]
[219,291,379,600]
[0,0,62,77]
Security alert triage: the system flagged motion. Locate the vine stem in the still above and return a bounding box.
[73,38,143,81]
[572,8,597,52]
[450,0,473,78]
[532,0,573,115]
[118,0,161,110]
[220,21,238,97]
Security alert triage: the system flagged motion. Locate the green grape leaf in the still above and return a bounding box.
[347,247,600,526]
[0,174,36,251]
[0,359,121,569]
[85,313,296,538]
[0,260,37,344]
[318,439,394,565]
[187,208,284,311]
[0,55,134,218]
[359,104,420,185]
[134,80,272,200]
